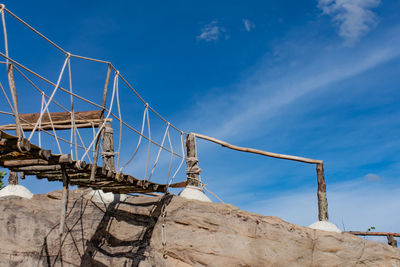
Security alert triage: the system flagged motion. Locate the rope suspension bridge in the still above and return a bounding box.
[0,3,329,223]
[1,4,397,248]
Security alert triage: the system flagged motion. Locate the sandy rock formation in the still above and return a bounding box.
[0,189,399,266]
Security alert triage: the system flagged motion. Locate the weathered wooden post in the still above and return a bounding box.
[102,123,115,172]
[387,235,398,248]
[90,64,111,181]
[8,171,18,185]
[185,133,201,187]
[316,162,329,221]
[59,166,69,236]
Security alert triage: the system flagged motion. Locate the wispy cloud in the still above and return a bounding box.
[246,179,400,233]
[364,173,381,181]
[197,21,226,42]
[189,37,400,141]
[242,19,255,32]
[318,0,381,45]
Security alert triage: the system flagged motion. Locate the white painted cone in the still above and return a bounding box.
[0,184,33,199]
[87,189,127,204]
[179,185,212,202]
[309,221,342,233]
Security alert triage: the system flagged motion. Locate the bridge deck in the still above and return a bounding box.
[0,130,186,194]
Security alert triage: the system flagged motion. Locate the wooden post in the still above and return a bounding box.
[387,235,398,248]
[90,64,112,181]
[185,133,201,186]
[316,163,329,221]
[8,171,18,185]
[7,63,23,141]
[59,166,69,236]
[102,123,115,172]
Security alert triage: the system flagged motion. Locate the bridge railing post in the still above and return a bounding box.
[89,64,111,181]
[185,133,201,187]
[8,171,18,185]
[316,163,329,221]
[102,123,115,172]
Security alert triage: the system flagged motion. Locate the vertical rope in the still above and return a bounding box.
[119,106,148,172]
[67,57,78,160]
[79,72,117,162]
[166,129,173,185]
[169,132,185,186]
[38,93,45,147]
[42,97,62,154]
[28,54,70,141]
[1,9,24,139]
[75,128,92,164]
[144,103,151,179]
[115,74,122,172]
[148,123,169,180]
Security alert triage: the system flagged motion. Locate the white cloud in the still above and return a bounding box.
[197,21,221,42]
[243,19,255,32]
[364,173,381,181]
[318,0,381,45]
[247,179,400,233]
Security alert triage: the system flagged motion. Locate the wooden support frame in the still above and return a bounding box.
[193,132,329,222]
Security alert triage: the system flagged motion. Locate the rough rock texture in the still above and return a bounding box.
[0,189,399,267]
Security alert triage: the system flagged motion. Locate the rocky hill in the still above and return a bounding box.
[0,189,399,266]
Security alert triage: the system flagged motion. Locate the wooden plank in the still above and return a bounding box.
[0,120,112,131]
[10,165,61,171]
[3,159,49,167]
[19,110,102,124]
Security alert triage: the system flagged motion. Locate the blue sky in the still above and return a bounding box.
[1,0,400,238]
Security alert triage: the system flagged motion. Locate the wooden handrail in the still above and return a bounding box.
[346,231,400,237]
[193,133,323,164]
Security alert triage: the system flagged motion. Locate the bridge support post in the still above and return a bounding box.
[180,133,211,202]
[8,171,18,185]
[316,163,328,221]
[102,123,115,172]
[387,235,398,248]
[90,64,112,181]
[185,133,201,186]
[59,166,69,236]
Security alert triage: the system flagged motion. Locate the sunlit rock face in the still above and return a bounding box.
[0,189,399,266]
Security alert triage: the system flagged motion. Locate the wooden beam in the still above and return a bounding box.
[0,118,112,131]
[3,159,49,167]
[193,133,322,164]
[19,110,103,125]
[345,231,400,237]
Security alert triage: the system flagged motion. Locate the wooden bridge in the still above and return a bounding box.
[1,5,399,249]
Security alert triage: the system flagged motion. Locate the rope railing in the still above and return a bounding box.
[0,5,186,186]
